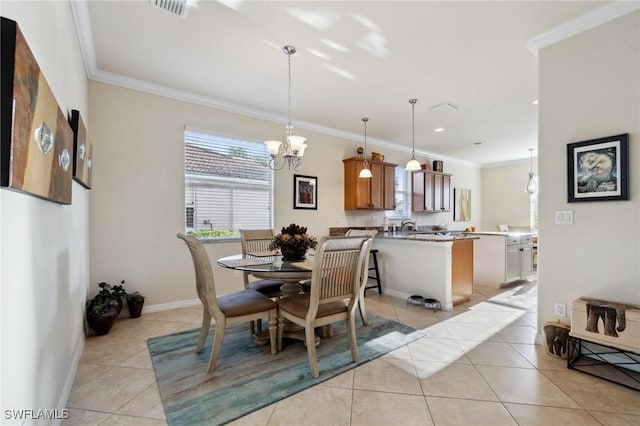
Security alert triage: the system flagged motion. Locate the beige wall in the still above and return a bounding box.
[1,0,89,415]
[481,161,535,231]
[538,11,640,327]
[88,82,482,307]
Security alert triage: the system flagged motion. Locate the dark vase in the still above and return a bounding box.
[127,298,145,318]
[111,297,123,315]
[280,245,307,261]
[87,307,118,335]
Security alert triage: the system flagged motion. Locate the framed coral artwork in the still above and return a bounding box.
[0,17,73,204]
[567,133,628,202]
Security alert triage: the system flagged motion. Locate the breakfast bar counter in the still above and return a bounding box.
[371,233,477,310]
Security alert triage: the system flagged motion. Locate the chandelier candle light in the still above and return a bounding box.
[264,45,308,171]
[405,98,421,171]
[525,148,537,194]
[359,118,373,178]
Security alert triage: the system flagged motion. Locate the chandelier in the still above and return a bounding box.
[359,118,373,178]
[525,148,537,194]
[264,45,308,171]
[405,98,421,171]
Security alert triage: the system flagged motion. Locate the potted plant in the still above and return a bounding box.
[269,223,317,261]
[110,280,127,315]
[126,291,146,318]
[86,283,120,335]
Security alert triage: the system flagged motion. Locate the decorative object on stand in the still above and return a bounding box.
[358,118,372,178]
[293,174,317,209]
[264,45,308,171]
[0,17,73,204]
[420,163,431,170]
[405,98,421,171]
[432,160,443,172]
[268,223,318,261]
[356,146,364,158]
[567,133,628,202]
[454,188,471,221]
[69,110,93,189]
[525,148,537,194]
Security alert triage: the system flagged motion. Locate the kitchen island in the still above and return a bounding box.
[371,232,476,311]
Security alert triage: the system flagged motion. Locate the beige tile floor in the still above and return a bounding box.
[64,282,640,425]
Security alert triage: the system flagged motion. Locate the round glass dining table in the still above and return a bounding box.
[217,253,313,297]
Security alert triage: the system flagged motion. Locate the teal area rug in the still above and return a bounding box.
[148,314,425,425]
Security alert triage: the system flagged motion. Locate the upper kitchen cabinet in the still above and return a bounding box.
[343,157,397,210]
[412,170,452,212]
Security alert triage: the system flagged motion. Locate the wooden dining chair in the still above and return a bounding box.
[177,233,278,374]
[345,229,377,325]
[239,229,284,298]
[277,236,369,378]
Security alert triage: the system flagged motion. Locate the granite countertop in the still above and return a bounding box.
[378,231,478,242]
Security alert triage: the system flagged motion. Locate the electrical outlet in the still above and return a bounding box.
[554,303,566,317]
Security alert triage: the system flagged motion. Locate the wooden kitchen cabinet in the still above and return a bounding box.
[412,170,452,212]
[343,157,397,210]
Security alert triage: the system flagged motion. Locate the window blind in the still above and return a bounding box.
[184,129,274,237]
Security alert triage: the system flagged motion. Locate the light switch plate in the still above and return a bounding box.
[555,210,573,224]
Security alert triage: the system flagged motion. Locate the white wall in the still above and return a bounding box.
[88,82,481,307]
[481,161,535,231]
[537,11,640,327]
[0,0,89,420]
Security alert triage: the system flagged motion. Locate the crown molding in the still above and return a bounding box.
[527,1,640,56]
[69,0,96,78]
[482,157,534,169]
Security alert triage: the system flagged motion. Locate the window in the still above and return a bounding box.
[184,128,274,239]
[386,166,410,219]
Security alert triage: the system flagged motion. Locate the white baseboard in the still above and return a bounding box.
[54,333,85,426]
[142,298,201,314]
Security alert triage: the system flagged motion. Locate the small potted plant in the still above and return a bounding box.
[269,223,318,261]
[110,280,127,315]
[86,283,120,335]
[126,291,146,318]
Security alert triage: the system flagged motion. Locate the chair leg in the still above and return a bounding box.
[347,317,359,363]
[207,320,226,374]
[268,311,277,355]
[277,316,284,352]
[305,325,320,378]
[196,310,211,353]
[358,286,369,326]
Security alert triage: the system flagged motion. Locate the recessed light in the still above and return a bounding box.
[434,128,445,133]
[532,99,539,105]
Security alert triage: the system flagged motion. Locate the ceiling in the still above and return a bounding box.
[76,0,614,166]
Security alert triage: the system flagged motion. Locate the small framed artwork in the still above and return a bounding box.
[69,110,93,189]
[454,188,471,221]
[293,174,317,210]
[567,133,628,202]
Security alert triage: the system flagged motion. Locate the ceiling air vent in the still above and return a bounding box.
[149,0,191,18]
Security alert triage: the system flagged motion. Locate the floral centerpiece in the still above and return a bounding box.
[269,223,318,261]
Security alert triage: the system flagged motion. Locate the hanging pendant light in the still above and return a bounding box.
[405,98,421,171]
[264,45,307,171]
[359,118,373,178]
[525,148,537,194]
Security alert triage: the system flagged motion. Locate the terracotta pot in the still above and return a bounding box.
[87,307,118,335]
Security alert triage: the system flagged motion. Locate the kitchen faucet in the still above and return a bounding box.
[401,219,416,231]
